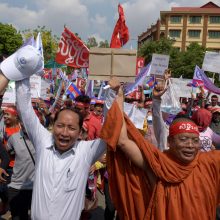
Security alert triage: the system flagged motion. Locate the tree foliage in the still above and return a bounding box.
[86,37,109,48]
[172,42,206,78]
[99,40,109,48]
[22,26,59,62]
[138,38,207,79]
[86,37,98,48]
[0,23,23,56]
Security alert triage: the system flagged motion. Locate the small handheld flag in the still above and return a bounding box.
[146,76,157,89]
[66,83,82,100]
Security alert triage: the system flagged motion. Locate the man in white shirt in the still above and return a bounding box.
[0,45,117,220]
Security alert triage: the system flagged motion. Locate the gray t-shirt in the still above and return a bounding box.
[7,131,35,190]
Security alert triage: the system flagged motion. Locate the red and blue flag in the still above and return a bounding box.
[66,83,81,100]
[146,76,156,89]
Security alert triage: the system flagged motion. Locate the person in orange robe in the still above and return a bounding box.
[100,84,220,220]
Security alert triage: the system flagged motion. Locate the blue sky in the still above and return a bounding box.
[0,0,219,48]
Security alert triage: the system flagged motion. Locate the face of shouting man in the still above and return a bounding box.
[53,109,82,153]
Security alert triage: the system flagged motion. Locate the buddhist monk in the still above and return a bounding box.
[100,83,220,220]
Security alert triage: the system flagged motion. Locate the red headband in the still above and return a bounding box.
[75,102,90,108]
[169,121,199,137]
[4,108,18,116]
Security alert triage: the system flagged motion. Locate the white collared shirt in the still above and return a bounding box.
[16,79,106,220]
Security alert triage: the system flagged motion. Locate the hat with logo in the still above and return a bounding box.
[0,45,43,81]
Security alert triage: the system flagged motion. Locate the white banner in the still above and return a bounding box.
[124,102,147,130]
[2,81,15,104]
[202,51,220,73]
[171,78,193,98]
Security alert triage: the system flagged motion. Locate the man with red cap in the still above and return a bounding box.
[92,99,104,125]
[0,107,20,214]
[74,95,102,140]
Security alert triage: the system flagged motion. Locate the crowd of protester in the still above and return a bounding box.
[0,45,219,220]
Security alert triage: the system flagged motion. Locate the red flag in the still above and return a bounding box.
[55,27,89,68]
[110,4,129,48]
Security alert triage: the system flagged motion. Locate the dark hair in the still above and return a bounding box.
[75,95,91,104]
[211,95,218,99]
[54,107,84,129]
[94,103,104,108]
[173,114,191,121]
[205,103,211,109]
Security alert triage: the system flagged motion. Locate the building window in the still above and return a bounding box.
[208,31,220,38]
[169,30,181,38]
[210,16,220,24]
[188,30,201,38]
[189,16,202,24]
[170,16,182,23]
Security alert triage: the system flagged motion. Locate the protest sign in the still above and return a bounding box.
[3,75,50,105]
[88,48,137,82]
[150,53,169,77]
[30,75,42,98]
[41,79,51,100]
[202,51,220,73]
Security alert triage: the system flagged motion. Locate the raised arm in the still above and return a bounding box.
[16,79,51,150]
[152,83,168,151]
[110,82,147,170]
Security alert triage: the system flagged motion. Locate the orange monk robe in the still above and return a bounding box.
[100,101,220,220]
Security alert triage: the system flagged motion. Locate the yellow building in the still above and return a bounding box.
[138,1,220,51]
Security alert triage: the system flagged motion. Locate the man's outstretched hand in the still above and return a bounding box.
[108,77,121,92]
[153,83,168,99]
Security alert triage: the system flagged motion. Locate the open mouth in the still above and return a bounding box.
[58,139,70,145]
[182,151,194,157]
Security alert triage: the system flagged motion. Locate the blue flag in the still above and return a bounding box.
[124,63,151,95]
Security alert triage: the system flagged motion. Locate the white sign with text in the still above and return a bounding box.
[150,53,169,77]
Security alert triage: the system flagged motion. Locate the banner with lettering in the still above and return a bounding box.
[55,27,89,68]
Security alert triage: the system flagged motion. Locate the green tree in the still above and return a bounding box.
[173,42,206,78]
[99,40,109,48]
[22,26,59,62]
[0,23,23,56]
[138,39,209,78]
[138,38,175,64]
[86,37,98,48]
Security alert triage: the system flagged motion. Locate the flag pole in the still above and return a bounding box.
[212,72,215,83]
